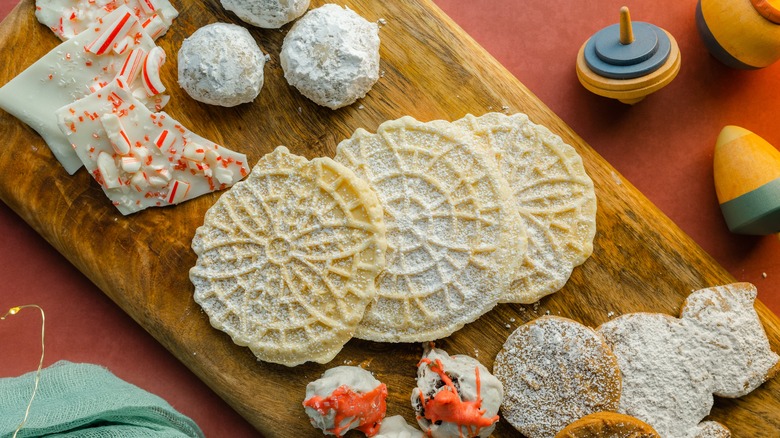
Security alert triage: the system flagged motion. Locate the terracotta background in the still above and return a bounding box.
[1,0,779,436]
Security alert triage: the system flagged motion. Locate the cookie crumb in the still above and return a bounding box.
[762,272,768,278]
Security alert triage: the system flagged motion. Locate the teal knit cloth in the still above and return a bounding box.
[0,361,205,438]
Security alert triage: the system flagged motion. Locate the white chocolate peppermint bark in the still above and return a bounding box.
[56,78,249,214]
[0,6,169,174]
[36,0,178,41]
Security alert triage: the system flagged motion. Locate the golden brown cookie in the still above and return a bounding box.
[555,412,660,438]
[494,316,622,438]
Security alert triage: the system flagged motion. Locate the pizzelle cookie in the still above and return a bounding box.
[494,316,622,438]
[454,112,597,304]
[189,146,386,366]
[334,116,525,342]
[555,412,660,438]
[597,283,779,438]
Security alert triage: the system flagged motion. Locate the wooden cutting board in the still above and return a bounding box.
[1,0,778,436]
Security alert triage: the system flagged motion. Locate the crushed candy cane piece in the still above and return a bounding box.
[86,11,136,56]
[55,79,248,214]
[142,46,166,95]
[116,48,145,84]
[214,167,234,185]
[167,179,190,204]
[96,151,121,189]
[183,142,205,161]
[139,0,159,15]
[100,113,132,155]
[154,129,174,149]
[121,155,142,173]
[131,171,149,191]
[141,13,166,39]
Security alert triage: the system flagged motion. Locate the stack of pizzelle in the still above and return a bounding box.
[189,112,598,366]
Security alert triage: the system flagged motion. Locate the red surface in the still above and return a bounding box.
[1,1,779,437]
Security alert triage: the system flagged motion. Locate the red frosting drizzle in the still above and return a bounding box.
[416,358,499,438]
[303,383,388,437]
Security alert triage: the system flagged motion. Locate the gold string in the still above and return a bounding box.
[2,305,45,438]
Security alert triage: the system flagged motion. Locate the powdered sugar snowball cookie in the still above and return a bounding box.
[303,366,388,437]
[36,0,179,41]
[454,112,596,304]
[494,316,622,438]
[597,283,779,438]
[555,412,660,438]
[178,23,266,107]
[375,416,424,438]
[280,4,380,109]
[411,346,503,438]
[189,146,386,366]
[220,0,309,28]
[335,116,525,342]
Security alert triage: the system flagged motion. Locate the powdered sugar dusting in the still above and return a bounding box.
[335,116,524,342]
[220,0,309,28]
[494,316,621,438]
[598,283,778,438]
[454,113,597,304]
[190,146,386,366]
[281,4,380,109]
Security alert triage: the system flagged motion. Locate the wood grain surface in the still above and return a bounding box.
[0,0,778,436]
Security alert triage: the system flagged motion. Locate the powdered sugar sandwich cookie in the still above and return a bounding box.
[598,283,779,438]
[221,0,309,29]
[411,346,503,438]
[177,23,267,107]
[281,4,380,109]
[303,366,388,437]
[555,412,660,438]
[494,316,622,438]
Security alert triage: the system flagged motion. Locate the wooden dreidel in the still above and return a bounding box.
[697,0,780,69]
[714,125,780,235]
[576,7,681,104]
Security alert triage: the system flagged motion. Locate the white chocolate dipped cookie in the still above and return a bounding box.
[36,0,178,41]
[454,112,596,304]
[303,366,388,437]
[221,0,309,29]
[190,146,386,366]
[335,116,525,342]
[178,23,266,107]
[411,346,503,438]
[281,4,380,109]
[597,283,779,438]
[494,316,622,438]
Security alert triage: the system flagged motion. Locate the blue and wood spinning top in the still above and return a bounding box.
[577,7,681,104]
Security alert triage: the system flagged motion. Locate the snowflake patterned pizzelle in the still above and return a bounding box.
[56,78,248,214]
[335,116,525,343]
[455,112,597,304]
[189,146,387,366]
